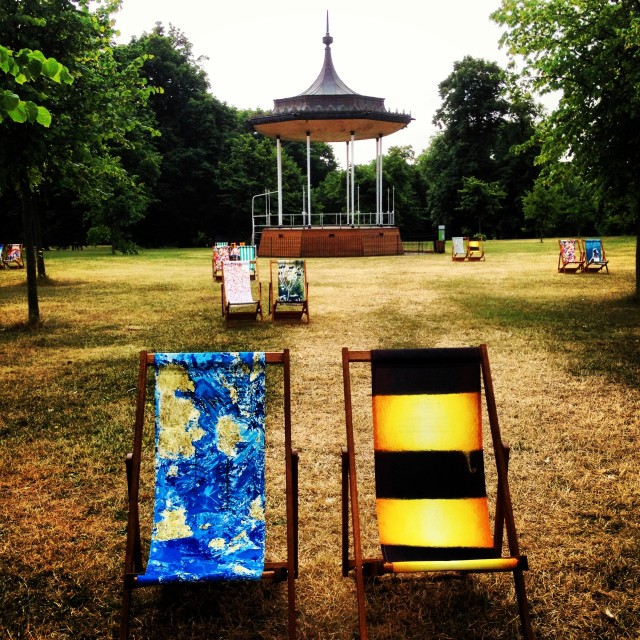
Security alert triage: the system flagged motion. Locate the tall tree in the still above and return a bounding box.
[419,56,540,237]
[121,25,239,246]
[493,0,640,295]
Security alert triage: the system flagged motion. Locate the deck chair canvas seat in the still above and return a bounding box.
[221,261,263,322]
[121,350,298,639]
[341,345,533,640]
[451,236,468,261]
[212,245,230,281]
[558,239,585,273]
[467,238,485,261]
[583,239,609,273]
[269,259,309,322]
[2,243,24,268]
[238,245,259,280]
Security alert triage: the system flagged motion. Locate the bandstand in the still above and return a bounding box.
[249,15,413,258]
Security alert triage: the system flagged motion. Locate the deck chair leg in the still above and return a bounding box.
[514,569,534,640]
[493,444,510,555]
[341,447,350,577]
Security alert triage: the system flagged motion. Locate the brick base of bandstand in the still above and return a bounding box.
[257,226,404,258]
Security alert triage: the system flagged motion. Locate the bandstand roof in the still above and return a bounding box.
[249,20,413,143]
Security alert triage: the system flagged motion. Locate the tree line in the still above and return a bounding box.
[2,0,639,324]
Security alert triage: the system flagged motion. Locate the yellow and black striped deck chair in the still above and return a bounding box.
[341,346,533,639]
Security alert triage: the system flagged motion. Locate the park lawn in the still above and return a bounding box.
[0,238,638,639]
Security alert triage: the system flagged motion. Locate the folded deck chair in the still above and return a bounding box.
[582,238,609,273]
[341,345,533,640]
[467,238,485,261]
[557,239,585,273]
[120,350,299,639]
[2,244,24,268]
[221,261,262,322]
[269,259,309,323]
[212,245,230,281]
[451,236,468,261]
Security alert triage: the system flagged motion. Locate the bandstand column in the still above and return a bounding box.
[306,132,312,225]
[345,141,350,225]
[350,131,356,225]
[277,135,283,226]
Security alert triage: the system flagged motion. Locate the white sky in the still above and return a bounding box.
[113,0,511,165]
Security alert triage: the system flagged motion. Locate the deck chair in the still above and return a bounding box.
[120,350,299,639]
[582,239,609,273]
[467,238,485,261]
[212,245,230,281]
[341,345,533,640]
[221,261,263,322]
[451,236,468,261]
[238,244,259,280]
[2,243,24,268]
[0,244,4,268]
[269,259,309,323]
[557,239,585,273]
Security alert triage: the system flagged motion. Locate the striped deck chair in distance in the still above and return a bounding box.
[451,236,468,261]
[269,259,309,323]
[2,243,24,268]
[120,351,299,639]
[582,238,609,273]
[221,261,263,322]
[341,346,533,640]
[558,239,585,273]
[238,244,259,280]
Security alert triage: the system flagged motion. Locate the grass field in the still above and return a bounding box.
[0,238,638,639]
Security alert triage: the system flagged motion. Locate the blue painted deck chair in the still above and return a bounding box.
[451,236,468,261]
[221,261,263,322]
[2,243,24,268]
[467,238,485,261]
[558,239,585,273]
[582,238,609,273]
[268,259,309,323]
[341,346,533,640]
[120,350,299,639]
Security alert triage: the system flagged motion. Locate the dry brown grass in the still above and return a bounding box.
[0,239,638,639]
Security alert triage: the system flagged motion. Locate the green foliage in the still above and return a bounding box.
[418,56,541,237]
[0,44,73,126]
[493,0,640,290]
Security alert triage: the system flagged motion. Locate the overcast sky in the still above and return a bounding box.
[114,0,512,164]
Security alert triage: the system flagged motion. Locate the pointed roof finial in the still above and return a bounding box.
[323,10,333,48]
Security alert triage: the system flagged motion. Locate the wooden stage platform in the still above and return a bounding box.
[257,226,403,258]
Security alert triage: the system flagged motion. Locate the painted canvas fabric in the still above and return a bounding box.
[559,239,577,264]
[370,348,494,564]
[136,352,266,585]
[223,261,255,304]
[5,244,21,264]
[585,239,603,264]
[213,245,230,272]
[277,260,305,302]
[452,237,466,256]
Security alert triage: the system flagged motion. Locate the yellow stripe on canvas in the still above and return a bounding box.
[388,557,519,573]
[377,497,493,549]
[373,392,482,451]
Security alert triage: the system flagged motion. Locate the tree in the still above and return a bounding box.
[457,177,506,237]
[418,56,540,237]
[0,0,160,323]
[493,0,640,295]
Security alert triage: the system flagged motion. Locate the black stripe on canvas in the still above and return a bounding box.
[374,450,486,499]
[371,349,481,396]
[381,544,497,563]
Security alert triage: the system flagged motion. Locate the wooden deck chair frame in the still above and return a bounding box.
[341,345,533,640]
[557,239,585,273]
[451,236,468,261]
[268,259,310,323]
[221,261,263,322]
[582,238,609,274]
[120,350,299,639]
[467,238,485,261]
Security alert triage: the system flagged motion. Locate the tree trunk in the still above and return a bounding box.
[18,183,40,326]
